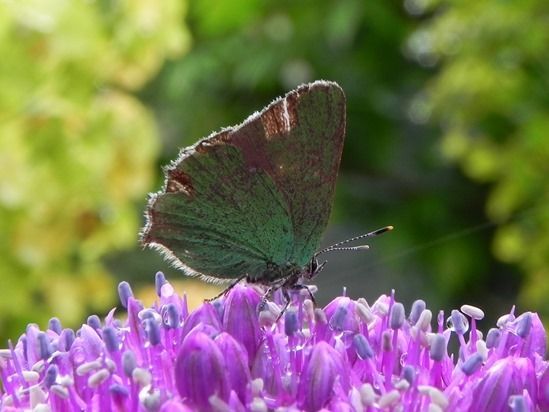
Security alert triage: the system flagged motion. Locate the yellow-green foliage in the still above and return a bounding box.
[409,0,549,315]
[0,0,189,338]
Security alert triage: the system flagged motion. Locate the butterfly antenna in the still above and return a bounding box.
[315,225,394,256]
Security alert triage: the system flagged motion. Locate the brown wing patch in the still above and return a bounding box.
[261,96,298,139]
[166,168,194,196]
[196,130,231,153]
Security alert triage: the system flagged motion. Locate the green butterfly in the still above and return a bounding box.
[141,81,391,304]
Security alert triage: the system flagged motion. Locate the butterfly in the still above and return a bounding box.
[141,81,391,308]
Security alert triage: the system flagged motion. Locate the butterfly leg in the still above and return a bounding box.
[275,288,292,322]
[263,285,314,322]
[259,284,292,321]
[274,279,317,321]
[206,274,247,302]
[258,286,276,311]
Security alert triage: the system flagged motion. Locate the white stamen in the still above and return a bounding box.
[50,384,69,399]
[497,314,513,328]
[250,397,268,412]
[418,385,449,409]
[350,387,363,412]
[356,302,375,324]
[394,379,411,391]
[133,368,152,387]
[418,309,433,332]
[461,305,485,320]
[378,390,400,408]
[88,368,110,388]
[30,385,47,408]
[476,340,488,361]
[58,375,74,387]
[23,370,40,383]
[251,378,264,396]
[31,360,46,373]
[76,359,102,376]
[359,383,377,406]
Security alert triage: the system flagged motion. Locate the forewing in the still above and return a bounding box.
[141,81,346,280]
[229,81,346,266]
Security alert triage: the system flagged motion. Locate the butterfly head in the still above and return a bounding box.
[303,256,326,280]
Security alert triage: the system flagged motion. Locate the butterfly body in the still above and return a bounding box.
[141,81,345,289]
[245,257,322,286]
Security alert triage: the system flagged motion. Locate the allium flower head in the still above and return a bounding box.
[1,273,548,411]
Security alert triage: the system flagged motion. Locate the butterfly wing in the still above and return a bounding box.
[141,81,346,282]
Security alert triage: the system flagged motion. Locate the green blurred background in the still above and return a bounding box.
[1,0,548,342]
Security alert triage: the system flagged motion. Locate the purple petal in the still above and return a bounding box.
[499,312,546,358]
[470,357,537,412]
[324,297,358,333]
[228,390,247,412]
[126,297,146,353]
[222,284,262,364]
[180,302,222,339]
[517,313,546,357]
[538,366,549,410]
[251,332,288,396]
[214,332,251,403]
[78,324,105,359]
[175,331,229,410]
[297,341,348,411]
[159,400,195,412]
[24,324,41,366]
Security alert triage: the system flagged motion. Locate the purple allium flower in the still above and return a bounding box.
[1,273,548,411]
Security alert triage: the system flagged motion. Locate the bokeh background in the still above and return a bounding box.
[1,0,548,343]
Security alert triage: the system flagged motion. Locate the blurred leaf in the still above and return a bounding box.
[0,0,189,340]
[411,0,549,318]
